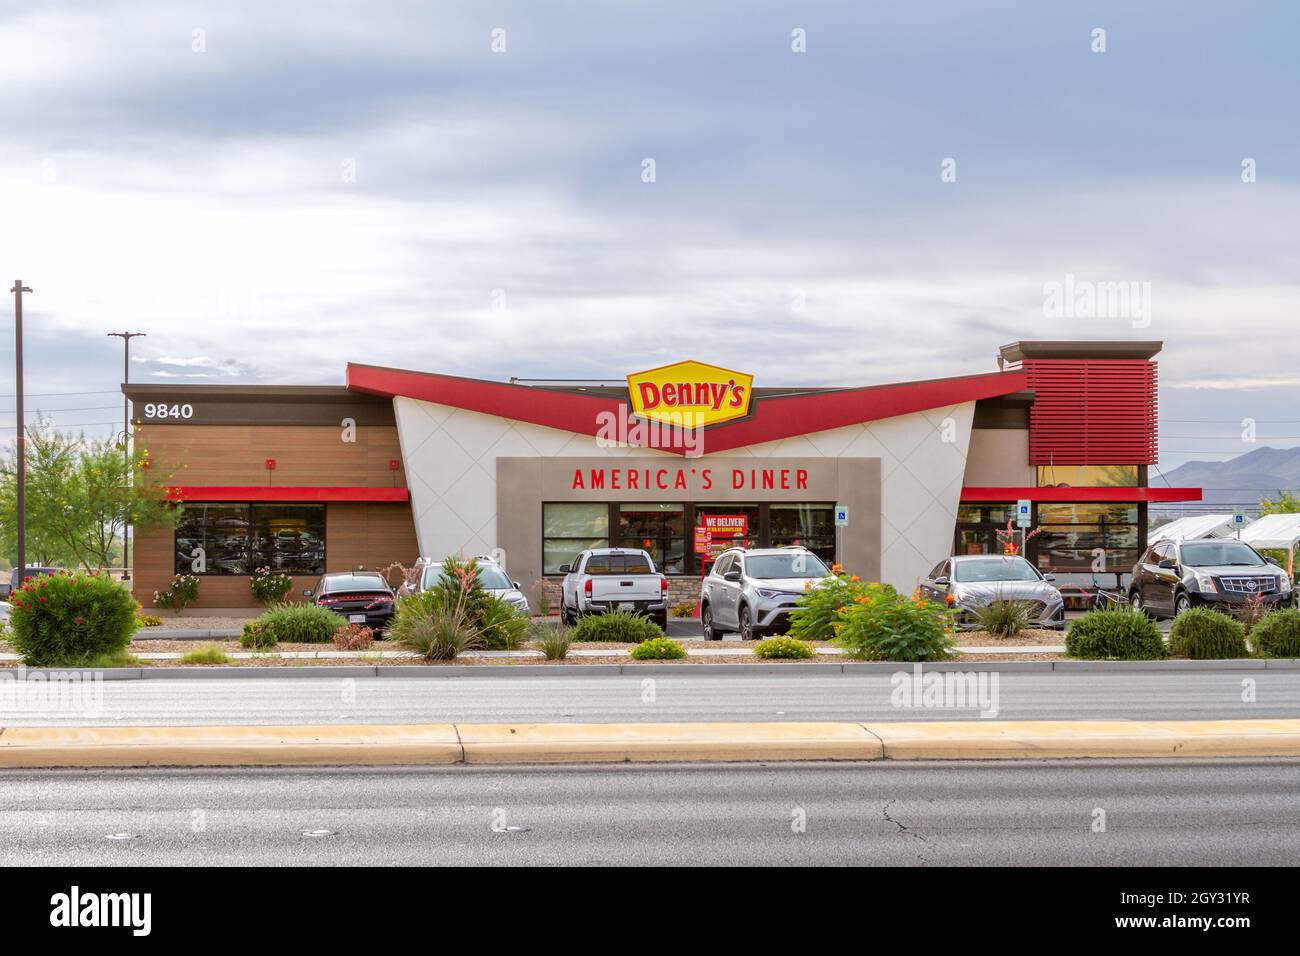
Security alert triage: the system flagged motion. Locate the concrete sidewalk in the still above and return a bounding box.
[4,718,1300,767]
[0,644,1067,663]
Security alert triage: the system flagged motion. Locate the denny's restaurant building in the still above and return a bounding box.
[126,341,1201,611]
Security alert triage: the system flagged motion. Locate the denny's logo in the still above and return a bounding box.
[626,360,754,428]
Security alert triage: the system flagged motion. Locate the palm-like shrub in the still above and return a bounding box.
[1066,607,1168,660]
[425,556,492,627]
[1168,606,1248,659]
[971,599,1034,638]
[9,571,139,667]
[533,621,574,660]
[389,598,482,661]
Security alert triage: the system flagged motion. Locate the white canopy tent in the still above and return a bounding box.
[1237,514,1300,576]
[1149,514,1239,543]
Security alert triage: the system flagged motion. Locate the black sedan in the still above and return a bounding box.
[307,572,395,629]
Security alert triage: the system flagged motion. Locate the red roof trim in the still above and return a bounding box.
[961,486,1202,503]
[166,486,410,503]
[347,363,1029,455]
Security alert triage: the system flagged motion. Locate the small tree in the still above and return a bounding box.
[0,420,179,570]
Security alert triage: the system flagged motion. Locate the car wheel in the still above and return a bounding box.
[1129,590,1148,616]
[739,604,755,641]
[653,612,668,631]
[702,603,721,640]
[1174,591,1192,616]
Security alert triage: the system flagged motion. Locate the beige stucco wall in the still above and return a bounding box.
[963,428,1034,487]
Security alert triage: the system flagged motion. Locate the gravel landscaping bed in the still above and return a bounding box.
[951,628,1067,647]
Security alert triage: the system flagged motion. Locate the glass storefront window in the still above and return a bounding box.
[770,503,835,564]
[694,504,759,572]
[1036,502,1140,572]
[1036,465,1138,487]
[543,503,609,574]
[250,504,326,575]
[957,503,1016,525]
[175,503,326,575]
[618,503,685,573]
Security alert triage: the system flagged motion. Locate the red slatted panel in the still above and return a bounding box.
[1022,359,1157,465]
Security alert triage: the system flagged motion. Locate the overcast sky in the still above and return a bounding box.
[0,1,1296,474]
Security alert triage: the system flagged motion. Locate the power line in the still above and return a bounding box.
[0,389,119,398]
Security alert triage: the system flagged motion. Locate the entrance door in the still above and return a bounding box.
[955,526,998,557]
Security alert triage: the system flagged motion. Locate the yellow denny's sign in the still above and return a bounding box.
[626,360,754,428]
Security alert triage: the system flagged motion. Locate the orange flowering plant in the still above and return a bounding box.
[787,568,869,642]
[832,585,955,662]
[9,570,140,667]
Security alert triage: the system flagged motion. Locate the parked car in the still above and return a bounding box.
[918,555,1066,629]
[305,571,396,629]
[0,566,60,601]
[700,546,831,641]
[558,548,668,629]
[400,555,531,613]
[1129,538,1293,619]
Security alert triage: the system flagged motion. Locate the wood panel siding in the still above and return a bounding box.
[136,424,407,488]
[134,501,419,609]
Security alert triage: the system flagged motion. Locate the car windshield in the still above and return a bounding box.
[324,573,387,591]
[744,553,830,579]
[424,565,513,590]
[1180,541,1266,567]
[952,557,1041,583]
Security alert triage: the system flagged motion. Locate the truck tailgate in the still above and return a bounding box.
[590,576,660,605]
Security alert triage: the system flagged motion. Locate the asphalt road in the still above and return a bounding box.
[2,759,1297,865]
[0,669,1294,725]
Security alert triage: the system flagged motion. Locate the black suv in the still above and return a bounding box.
[1129,539,1294,619]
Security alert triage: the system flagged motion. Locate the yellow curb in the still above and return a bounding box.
[0,724,462,768]
[862,719,1300,759]
[455,722,884,764]
[2,719,1300,767]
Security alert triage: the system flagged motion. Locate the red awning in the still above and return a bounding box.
[166,486,409,503]
[961,486,1201,503]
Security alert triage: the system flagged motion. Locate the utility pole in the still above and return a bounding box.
[108,331,146,581]
[11,281,31,580]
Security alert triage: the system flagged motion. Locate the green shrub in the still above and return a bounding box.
[630,637,687,660]
[787,573,864,642]
[240,620,277,650]
[753,636,815,659]
[332,623,375,650]
[1066,607,1168,660]
[177,645,232,665]
[832,585,954,662]
[572,609,664,643]
[479,597,528,650]
[250,566,293,604]
[136,614,164,628]
[971,599,1033,638]
[257,602,340,644]
[9,571,140,667]
[533,621,573,660]
[1250,609,1300,658]
[389,598,482,661]
[153,573,199,612]
[1168,606,1248,659]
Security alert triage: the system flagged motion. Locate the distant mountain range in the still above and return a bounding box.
[1157,446,1300,508]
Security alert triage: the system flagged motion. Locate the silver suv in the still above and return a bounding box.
[400,555,531,613]
[699,546,831,640]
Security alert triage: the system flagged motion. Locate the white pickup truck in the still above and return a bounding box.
[557,548,669,629]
